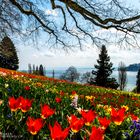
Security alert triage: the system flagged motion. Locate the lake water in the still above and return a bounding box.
[45,68,137,91]
[112,71,137,91]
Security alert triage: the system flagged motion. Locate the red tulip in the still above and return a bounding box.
[89,126,104,140]
[55,97,62,103]
[130,114,139,121]
[24,86,30,91]
[111,107,125,125]
[81,110,96,126]
[41,104,55,119]
[19,97,33,112]
[8,97,20,111]
[49,121,70,140]
[26,117,44,135]
[72,91,77,95]
[98,117,111,129]
[67,115,84,133]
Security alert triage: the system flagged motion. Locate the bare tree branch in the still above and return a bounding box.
[60,0,140,25]
[9,0,53,34]
[0,0,140,48]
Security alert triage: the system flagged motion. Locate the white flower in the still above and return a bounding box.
[70,95,78,108]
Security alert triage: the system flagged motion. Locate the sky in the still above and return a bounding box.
[17,43,140,70]
[15,0,140,70]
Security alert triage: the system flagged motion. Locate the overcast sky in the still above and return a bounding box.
[15,0,140,70]
[17,43,140,70]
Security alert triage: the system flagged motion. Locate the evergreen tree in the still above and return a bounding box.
[52,70,55,78]
[39,64,45,76]
[35,66,39,75]
[90,45,119,89]
[28,63,32,74]
[0,36,19,70]
[136,69,140,93]
[32,64,36,74]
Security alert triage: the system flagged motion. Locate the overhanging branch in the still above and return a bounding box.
[9,0,54,34]
[59,0,140,25]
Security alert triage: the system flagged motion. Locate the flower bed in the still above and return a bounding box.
[0,68,140,140]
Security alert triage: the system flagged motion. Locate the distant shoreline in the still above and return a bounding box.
[19,69,137,91]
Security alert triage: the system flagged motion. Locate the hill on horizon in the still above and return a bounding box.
[126,63,140,71]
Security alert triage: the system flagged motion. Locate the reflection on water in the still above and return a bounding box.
[45,68,137,91]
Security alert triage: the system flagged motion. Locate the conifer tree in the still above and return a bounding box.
[0,36,19,70]
[39,64,45,76]
[136,69,140,93]
[35,66,39,75]
[90,45,119,89]
[32,64,36,74]
[28,63,32,74]
[52,70,55,78]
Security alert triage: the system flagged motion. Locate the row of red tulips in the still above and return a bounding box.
[8,95,139,140]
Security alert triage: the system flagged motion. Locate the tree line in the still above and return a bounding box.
[28,64,45,76]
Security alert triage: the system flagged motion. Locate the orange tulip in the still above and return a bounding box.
[98,117,111,129]
[8,97,20,111]
[60,90,64,96]
[49,121,70,140]
[41,104,55,119]
[81,110,96,126]
[89,126,104,140]
[67,115,84,133]
[19,97,33,112]
[111,107,125,125]
[26,117,44,135]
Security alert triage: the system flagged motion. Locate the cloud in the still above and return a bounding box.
[33,51,54,58]
[18,43,140,70]
[45,9,58,16]
[108,45,140,67]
